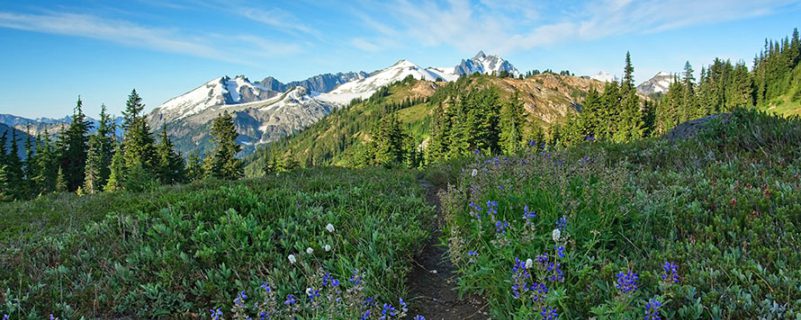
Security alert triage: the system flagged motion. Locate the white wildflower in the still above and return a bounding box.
[525,258,533,269]
[552,228,561,242]
[471,169,478,177]
[288,254,297,264]
[306,247,314,255]
[326,223,335,233]
[324,244,332,252]
[305,287,313,295]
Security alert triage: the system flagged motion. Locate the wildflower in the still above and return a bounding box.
[535,254,549,264]
[551,228,561,242]
[529,283,548,302]
[2,315,7,320]
[284,294,297,305]
[467,250,478,256]
[400,298,408,313]
[363,296,376,307]
[350,269,363,285]
[331,278,340,287]
[259,311,270,320]
[260,282,272,293]
[546,262,565,282]
[495,220,509,234]
[50,315,55,320]
[616,270,639,294]
[471,168,478,177]
[662,261,679,284]
[523,205,537,221]
[414,316,425,320]
[645,298,663,320]
[525,258,534,269]
[541,306,559,320]
[361,310,371,320]
[306,247,314,255]
[585,135,595,142]
[306,287,320,302]
[380,303,398,319]
[486,200,498,216]
[468,201,483,219]
[528,140,537,147]
[555,245,565,259]
[288,254,297,264]
[556,216,567,231]
[326,223,335,233]
[209,308,223,320]
[234,290,248,305]
[324,244,332,252]
[323,273,332,286]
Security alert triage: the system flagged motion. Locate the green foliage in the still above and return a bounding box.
[122,89,157,173]
[205,111,243,180]
[58,97,92,191]
[156,126,186,185]
[0,168,433,319]
[443,108,801,319]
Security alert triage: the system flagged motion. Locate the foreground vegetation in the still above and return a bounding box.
[0,168,432,319]
[442,108,801,318]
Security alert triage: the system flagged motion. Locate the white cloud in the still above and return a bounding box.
[236,8,316,35]
[355,0,801,54]
[0,11,301,64]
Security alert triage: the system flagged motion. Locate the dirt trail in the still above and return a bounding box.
[407,180,486,320]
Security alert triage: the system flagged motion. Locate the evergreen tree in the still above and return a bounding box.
[427,103,450,162]
[122,89,156,173]
[58,97,92,191]
[83,106,116,193]
[6,130,24,198]
[105,143,125,192]
[23,126,35,197]
[680,61,696,121]
[369,113,406,166]
[622,51,635,93]
[499,92,525,154]
[0,164,10,202]
[33,130,58,194]
[83,137,102,194]
[155,126,186,184]
[204,111,242,180]
[55,166,67,193]
[185,150,204,181]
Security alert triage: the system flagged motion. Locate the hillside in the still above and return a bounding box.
[244,73,604,175]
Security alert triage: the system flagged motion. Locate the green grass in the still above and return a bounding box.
[442,108,801,319]
[1,168,434,319]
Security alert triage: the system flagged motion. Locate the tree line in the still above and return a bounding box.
[0,90,243,201]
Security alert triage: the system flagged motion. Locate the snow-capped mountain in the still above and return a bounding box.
[318,52,519,105]
[257,72,368,96]
[152,75,278,123]
[318,60,443,105]
[453,51,519,77]
[0,113,124,137]
[589,71,618,83]
[637,72,677,96]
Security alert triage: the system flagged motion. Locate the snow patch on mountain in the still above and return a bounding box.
[317,60,442,105]
[155,76,274,122]
[637,72,677,95]
[454,51,519,76]
[589,71,618,83]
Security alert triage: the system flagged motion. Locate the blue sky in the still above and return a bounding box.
[0,0,800,118]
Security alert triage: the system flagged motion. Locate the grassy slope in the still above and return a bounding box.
[0,168,433,319]
[764,64,801,116]
[244,74,603,176]
[441,108,801,318]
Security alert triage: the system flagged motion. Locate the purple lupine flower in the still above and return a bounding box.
[555,245,565,259]
[284,294,297,305]
[331,278,341,287]
[486,201,498,216]
[361,310,371,320]
[306,287,320,302]
[2,314,7,320]
[209,308,223,320]
[414,316,425,320]
[556,216,567,231]
[350,269,363,285]
[495,220,510,234]
[585,134,595,142]
[260,282,272,293]
[645,298,662,320]
[468,201,483,219]
[363,296,376,307]
[616,270,639,294]
[536,254,549,265]
[380,303,398,319]
[541,306,559,320]
[468,250,478,256]
[529,283,548,302]
[523,205,537,221]
[528,140,537,147]
[322,273,332,287]
[260,311,270,320]
[662,261,679,284]
[399,298,408,313]
[234,290,248,306]
[546,262,564,282]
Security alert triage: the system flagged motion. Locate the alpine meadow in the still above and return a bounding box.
[2,1,801,319]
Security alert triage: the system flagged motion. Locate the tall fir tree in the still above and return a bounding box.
[23,126,35,198]
[204,111,242,180]
[0,164,10,202]
[6,129,25,199]
[622,51,636,93]
[59,97,92,191]
[104,143,125,192]
[499,92,525,154]
[83,106,116,193]
[33,130,58,194]
[185,150,204,181]
[122,89,157,173]
[156,126,186,184]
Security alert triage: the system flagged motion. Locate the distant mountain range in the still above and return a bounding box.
[1,51,675,158]
[146,51,520,156]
